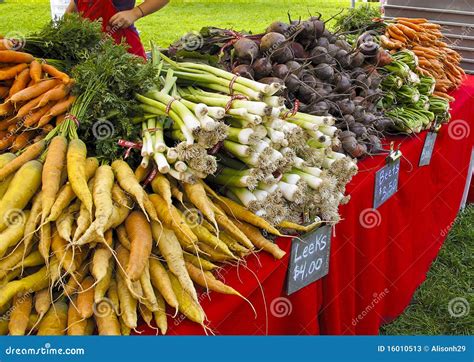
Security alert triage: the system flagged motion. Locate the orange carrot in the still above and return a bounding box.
[125,211,153,281]
[0,86,8,99]
[11,130,36,152]
[77,276,95,319]
[0,102,13,117]
[8,68,30,98]
[0,63,28,81]
[0,132,14,151]
[56,113,66,126]
[0,139,45,181]
[396,19,422,32]
[42,63,70,84]
[38,95,75,127]
[41,124,54,134]
[395,17,427,24]
[36,84,70,108]
[9,79,60,104]
[24,102,55,128]
[67,296,89,335]
[29,60,42,83]
[0,50,34,64]
[16,95,43,119]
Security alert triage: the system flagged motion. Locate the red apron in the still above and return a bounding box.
[77,0,147,59]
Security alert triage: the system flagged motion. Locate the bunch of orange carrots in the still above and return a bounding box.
[381,17,464,100]
[0,49,75,152]
[0,137,287,335]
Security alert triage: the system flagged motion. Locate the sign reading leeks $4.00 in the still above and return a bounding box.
[286,225,332,295]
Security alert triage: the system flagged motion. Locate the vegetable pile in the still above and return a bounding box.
[0,136,288,336]
[379,50,450,133]
[381,17,465,100]
[134,51,357,225]
[0,51,74,151]
[169,16,395,158]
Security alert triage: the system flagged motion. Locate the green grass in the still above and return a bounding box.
[381,205,474,335]
[0,0,358,47]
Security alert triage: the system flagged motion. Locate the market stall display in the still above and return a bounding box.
[0,8,470,337]
[382,18,464,99]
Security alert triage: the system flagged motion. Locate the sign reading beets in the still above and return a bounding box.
[373,159,401,209]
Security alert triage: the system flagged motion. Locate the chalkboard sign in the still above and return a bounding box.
[373,159,400,209]
[286,225,332,295]
[419,132,437,166]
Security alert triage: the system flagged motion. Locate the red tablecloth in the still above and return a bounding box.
[140,76,474,336]
[320,77,474,334]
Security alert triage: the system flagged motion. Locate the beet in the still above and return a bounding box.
[310,46,330,65]
[260,32,286,53]
[301,72,319,88]
[335,39,352,52]
[337,99,355,115]
[340,130,356,139]
[334,74,351,93]
[361,113,376,125]
[296,20,316,41]
[317,37,330,48]
[266,21,290,35]
[314,63,334,81]
[335,49,348,63]
[232,64,254,79]
[359,41,379,56]
[297,84,321,103]
[356,73,370,89]
[351,143,368,158]
[314,101,329,113]
[357,32,374,46]
[374,118,394,132]
[272,63,289,79]
[289,42,307,59]
[342,136,366,158]
[366,134,383,153]
[299,38,315,49]
[349,52,365,68]
[285,60,301,73]
[352,106,365,121]
[234,38,259,61]
[349,122,367,137]
[285,74,301,93]
[322,29,332,38]
[309,17,325,38]
[326,44,339,57]
[271,45,294,63]
[252,57,272,79]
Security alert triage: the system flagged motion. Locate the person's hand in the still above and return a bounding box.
[109,9,141,29]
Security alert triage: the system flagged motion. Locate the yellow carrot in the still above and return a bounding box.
[37,299,68,335]
[8,293,33,335]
